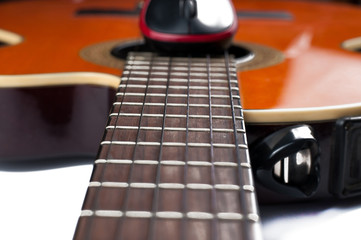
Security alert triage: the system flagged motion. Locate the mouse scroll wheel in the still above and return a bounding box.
[180,0,197,19]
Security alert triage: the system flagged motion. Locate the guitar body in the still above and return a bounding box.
[2,0,361,202]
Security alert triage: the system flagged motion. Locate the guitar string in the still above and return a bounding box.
[114,52,155,239]
[180,55,191,240]
[225,51,251,239]
[147,56,172,240]
[82,51,133,240]
[206,54,219,240]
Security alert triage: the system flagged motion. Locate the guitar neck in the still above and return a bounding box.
[74,52,262,240]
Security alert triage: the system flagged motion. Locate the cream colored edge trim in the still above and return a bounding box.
[341,36,361,51]
[0,72,120,89]
[0,29,23,45]
[244,102,361,123]
[2,72,359,123]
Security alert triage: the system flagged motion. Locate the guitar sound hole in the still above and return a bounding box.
[80,39,282,72]
[111,41,254,63]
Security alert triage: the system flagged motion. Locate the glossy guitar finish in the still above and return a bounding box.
[0,75,117,164]
[1,0,361,203]
[2,0,361,121]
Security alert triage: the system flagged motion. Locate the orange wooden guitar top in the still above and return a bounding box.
[1,0,361,112]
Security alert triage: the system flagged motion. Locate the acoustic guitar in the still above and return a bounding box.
[2,0,361,239]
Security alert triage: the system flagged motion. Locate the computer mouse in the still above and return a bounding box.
[139,0,238,52]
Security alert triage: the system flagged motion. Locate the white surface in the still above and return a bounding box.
[1,163,361,240]
[261,198,361,240]
[0,164,93,240]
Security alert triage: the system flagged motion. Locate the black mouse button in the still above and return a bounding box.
[145,0,188,34]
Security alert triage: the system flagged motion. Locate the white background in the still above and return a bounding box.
[1,163,361,240]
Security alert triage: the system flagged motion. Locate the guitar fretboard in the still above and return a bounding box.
[74,52,262,240]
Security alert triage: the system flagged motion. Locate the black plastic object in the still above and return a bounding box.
[139,0,238,52]
[332,116,361,197]
[250,125,320,198]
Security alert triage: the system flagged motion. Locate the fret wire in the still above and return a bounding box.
[148,56,172,240]
[89,181,245,191]
[94,159,247,168]
[122,70,228,78]
[81,209,250,221]
[101,140,245,148]
[207,54,218,240]
[125,64,234,73]
[225,51,254,240]
[121,76,238,84]
[118,84,239,91]
[116,92,241,99]
[109,112,244,120]
[114,53,155,238]
[113,101,242,109]
[106,125,243,133]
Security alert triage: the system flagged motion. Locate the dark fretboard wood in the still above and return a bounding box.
[74,52,262,240]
